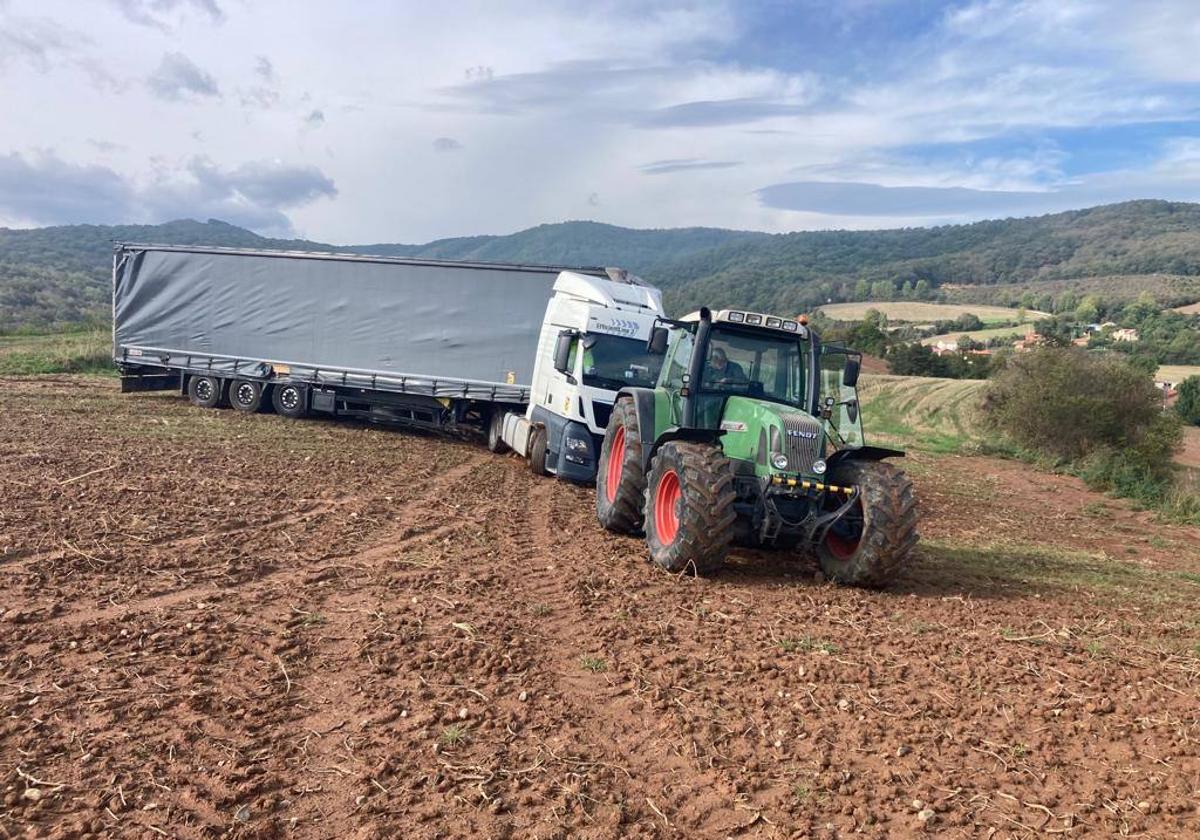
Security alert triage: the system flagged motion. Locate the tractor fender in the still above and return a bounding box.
[615,387,658,450]
[826,445,905,471]
[645,427,724,470]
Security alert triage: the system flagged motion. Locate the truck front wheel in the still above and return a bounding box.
[187,375,225,409]
[595,399,647,534]
[643,441,736,575]
[816,460,918,587]
[272,382,308,419]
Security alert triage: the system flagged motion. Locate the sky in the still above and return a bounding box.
[2,0,1200,243]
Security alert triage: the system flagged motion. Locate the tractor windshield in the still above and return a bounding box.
[571,334,663,389]
[698,327,808,408]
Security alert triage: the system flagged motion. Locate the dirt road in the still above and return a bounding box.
[2,377,1199,838]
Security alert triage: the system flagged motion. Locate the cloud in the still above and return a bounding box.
[0,151,335,235]
[304,109,325,129]
[254,55,274,81]
[640,158,740,175]
[0,16,77,71]
[432,136,462,152]
[111,0,222,29]
[634,98,811,128]
[147,51,219,100]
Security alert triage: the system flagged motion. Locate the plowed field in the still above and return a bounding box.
[2,377,1199,839]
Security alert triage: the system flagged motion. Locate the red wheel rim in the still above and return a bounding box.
[605,426,625,503]
[654,469,681,544]
[825,497,862,560]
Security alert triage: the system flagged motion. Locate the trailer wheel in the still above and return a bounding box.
[643,441,737,575]
[529,426,549,476]
[230,379,264,413]
[487,411,510,454]
[187,375,224,409]
[272,382,308,419]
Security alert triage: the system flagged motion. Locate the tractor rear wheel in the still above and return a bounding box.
[643,441,736,575]
[595,398,647,534]
[816,460,917,587]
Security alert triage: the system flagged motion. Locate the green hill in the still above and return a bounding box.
[5,200,1200,330]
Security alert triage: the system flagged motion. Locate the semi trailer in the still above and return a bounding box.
[112,243,666,481]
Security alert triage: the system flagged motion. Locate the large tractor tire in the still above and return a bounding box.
[643,441,736,575]
[816,459,917,587]
[595,398,647,534]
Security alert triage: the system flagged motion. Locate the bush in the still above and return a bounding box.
[983,348,1167,462]
[1176,375,1200,425]
[1076,413,1183,505]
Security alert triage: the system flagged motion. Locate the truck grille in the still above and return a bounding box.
[775,411,823,474]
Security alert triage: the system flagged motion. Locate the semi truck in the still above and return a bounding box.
[112,243,666,481]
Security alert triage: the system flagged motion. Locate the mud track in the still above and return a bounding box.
[2,376,1199,838]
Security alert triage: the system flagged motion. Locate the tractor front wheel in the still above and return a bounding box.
[596,399,647,534]
[816,459,917,587]
[643,441,736,575]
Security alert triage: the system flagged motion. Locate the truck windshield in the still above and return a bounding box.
[572,334,663,389]
[699,327,807,407]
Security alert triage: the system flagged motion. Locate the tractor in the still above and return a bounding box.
[595,307,917,586]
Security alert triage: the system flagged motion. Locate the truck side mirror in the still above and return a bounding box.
[647,326,669,355]
[553,331,574,374]
[842,357,861,387]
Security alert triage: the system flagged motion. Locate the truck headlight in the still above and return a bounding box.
[771,453,788,470]
[811,458,827,475]
[565,436,590,454]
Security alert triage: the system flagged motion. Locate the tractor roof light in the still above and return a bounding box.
[727,311,745,323]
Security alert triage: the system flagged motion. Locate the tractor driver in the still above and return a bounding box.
[705,347,748,385]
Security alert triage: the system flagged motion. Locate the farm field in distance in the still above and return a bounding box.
[1157,364,1200,384]
[2,375,1199,838]
[918,323,1035,346]
[1174,301,1200,315]
[816,302,1049,324]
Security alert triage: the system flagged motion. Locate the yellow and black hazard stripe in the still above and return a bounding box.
[770,475,856,495]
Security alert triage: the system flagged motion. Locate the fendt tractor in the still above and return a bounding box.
[595,307,918,586]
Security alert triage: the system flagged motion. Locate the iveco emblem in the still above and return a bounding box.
[787,429,819,440]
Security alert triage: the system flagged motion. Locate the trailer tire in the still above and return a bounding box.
[487,411,510,454]
[644,441,736,575]
[816,460,917,587]
[230,379,264,413]
[272,382,309,419]
[187,375,224,409]
[529,426,549,476]
[595,398,647,534]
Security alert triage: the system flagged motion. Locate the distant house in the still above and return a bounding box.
[1012,330,1044,352]
[1071,336,1090,347]
[931,340,959,356]
[1112,328,1140,342]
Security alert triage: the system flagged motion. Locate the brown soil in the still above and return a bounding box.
[2,376,1199,839]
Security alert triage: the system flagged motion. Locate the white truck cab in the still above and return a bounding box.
[499,268,666,482]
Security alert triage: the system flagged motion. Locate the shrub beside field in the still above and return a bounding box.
[0,330,114,375]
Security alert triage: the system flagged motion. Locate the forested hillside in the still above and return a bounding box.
[4,200,1200,329]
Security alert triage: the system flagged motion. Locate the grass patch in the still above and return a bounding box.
[0,330,115,375]
[817,302,1048,325]
[579,655,608,673]
[916,538,1200,605]
[439,725,469,747]
[857,374,987,453]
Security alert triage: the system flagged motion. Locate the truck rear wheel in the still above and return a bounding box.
[529,426,549,476]
[643,441,736,575]
[487,411,510,454]
[187,375,224,409]
[595,398,647,534]
[816,460,917,587]
[272,382,308,419]
[230,379,264,412]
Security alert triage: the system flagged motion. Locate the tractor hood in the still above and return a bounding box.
[718,397,827,479]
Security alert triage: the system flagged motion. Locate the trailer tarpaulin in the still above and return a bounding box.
[113,245,603,402]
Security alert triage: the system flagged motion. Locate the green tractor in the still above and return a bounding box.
[595,307,917,586]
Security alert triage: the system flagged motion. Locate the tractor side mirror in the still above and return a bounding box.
[647,326,669,355]
[842,357,861,387]
[553,331,574,374]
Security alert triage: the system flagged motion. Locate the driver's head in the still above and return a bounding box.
[710,348,728,370]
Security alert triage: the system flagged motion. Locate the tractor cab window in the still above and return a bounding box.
[700,328,807,409]
[819,347,865,447]
[570,334,662,389]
